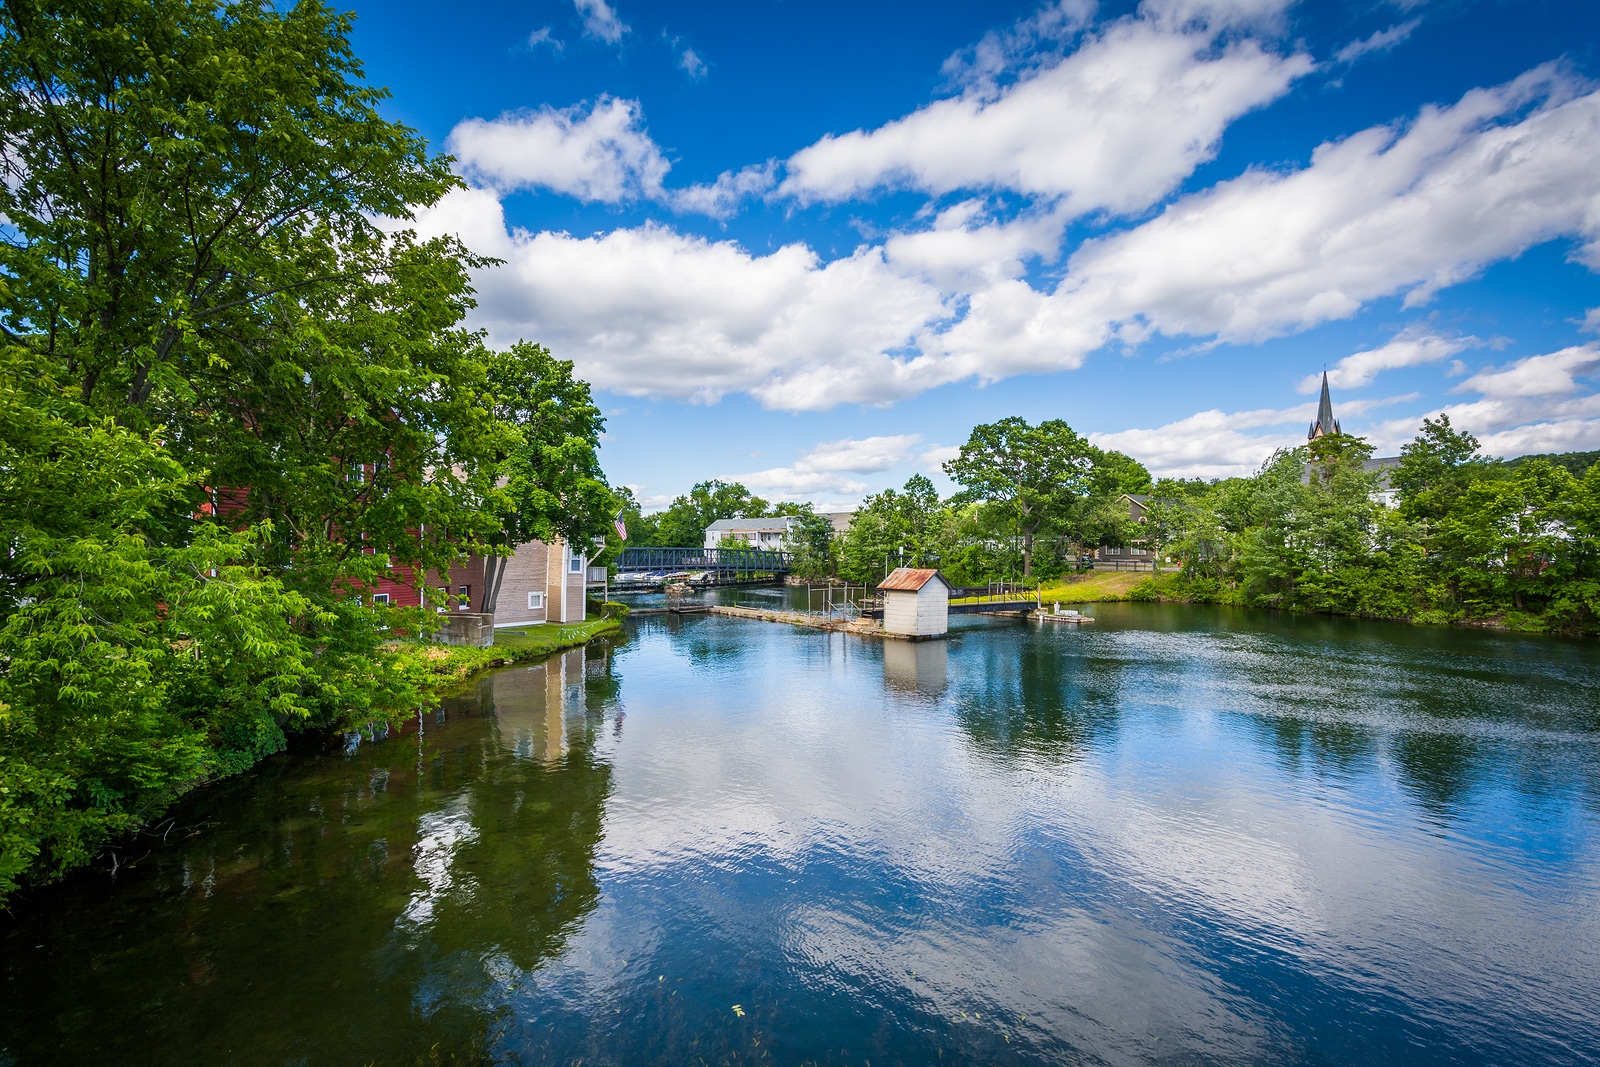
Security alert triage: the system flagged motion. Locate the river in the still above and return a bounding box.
[3,602,1598,1065]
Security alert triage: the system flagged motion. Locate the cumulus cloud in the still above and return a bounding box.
[1297,325,1479,393]
[1047,67,1600,351]
[1334,19,1420,65]
[447,97,669,202]
[1581,308,1600,333]
[1092,395,1418,478]
[668,162,777,219]
[1090,406,1307,479]
[780,6,1311,212]
[1356,344,1600,457]
[409,193,951,408]
[729,435,930,501]
[420,65,1600,414]
[574,0,627,43]
[883,200,1068,288]
[1457,344,1600,398]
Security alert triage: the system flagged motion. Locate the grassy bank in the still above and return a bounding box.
[1033,571,1152,604]
[388,609,629,697]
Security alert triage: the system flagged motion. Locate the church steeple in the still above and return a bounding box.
[1308,372,1341,440]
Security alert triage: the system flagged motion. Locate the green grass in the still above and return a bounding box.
[1033,570,1153,604]
[387,607,628,697]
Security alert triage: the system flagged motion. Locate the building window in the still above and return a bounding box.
[458,584,470,609]
[372,593,390,606]
[568,553,582,574]
[437,586,449,613]
[528,591,545,610]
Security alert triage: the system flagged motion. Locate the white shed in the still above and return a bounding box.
[877,568,952,638]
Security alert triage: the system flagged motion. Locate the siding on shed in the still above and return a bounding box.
[882,581,948,637]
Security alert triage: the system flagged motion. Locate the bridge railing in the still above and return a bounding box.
[615,546,792,574]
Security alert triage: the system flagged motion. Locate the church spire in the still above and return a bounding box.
[1308,372,1340,440]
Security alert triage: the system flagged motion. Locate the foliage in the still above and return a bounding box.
[0,1,619,899]
[651,480,769,548]
[942,417,1149,578]
[836,475,951,583]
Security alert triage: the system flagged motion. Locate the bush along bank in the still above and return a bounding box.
[1076,421,1600,635]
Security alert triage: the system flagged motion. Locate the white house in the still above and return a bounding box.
[704,516,799,550]
[877,567,952,638]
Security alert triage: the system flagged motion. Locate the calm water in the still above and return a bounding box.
[4,603,1599,1065]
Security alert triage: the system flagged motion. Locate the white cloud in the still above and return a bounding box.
[1297,325,1478,393]
[728,434,942,503]
[526,26,562,50]
[1457,344,1600,398]
[668,162,777,219]
[1092,395,1418,478]
[1047,67,1600,351]
[780,7,1311,212]
[447,97,669,202]
[574,0,627,44]
[1581,308,1600,333]
[1090,406,1305,479]
[677,46,706,78]
[883,200,1067,288]
[1358,343,1600,456]
[1334,19,1420,65]
[409,194,951,408]
[421,67,1600,414]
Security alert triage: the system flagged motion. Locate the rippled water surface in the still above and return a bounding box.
[4,603,1600,1065]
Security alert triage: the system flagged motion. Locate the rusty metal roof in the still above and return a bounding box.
[876,568,950,592]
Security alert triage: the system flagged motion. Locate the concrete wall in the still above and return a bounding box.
[432,612,495,647]
[882,582,948,637]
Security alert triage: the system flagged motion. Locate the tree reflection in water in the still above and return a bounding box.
[0,643,620,1066]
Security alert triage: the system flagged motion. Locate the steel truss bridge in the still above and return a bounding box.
[615,546,791,579]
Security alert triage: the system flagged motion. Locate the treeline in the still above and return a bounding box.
[1135,417,1600,633]
[642,415,1600,636]
[0,3,615,898]
[629,419,1154,584]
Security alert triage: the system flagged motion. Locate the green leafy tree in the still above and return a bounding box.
[0,0,619,898]
[480,342,613,613]
[943,418,1098,579]
[653,480,767,547]
[1394,414,1489,523]
[837,475,949,583]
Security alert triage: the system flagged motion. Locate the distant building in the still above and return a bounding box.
[1089,493,1156,568]
[1305,373,1401,507]
[370,536,593,627]
[704,516,799,550]
[1308,372,1342,440]
[819,511,855,537]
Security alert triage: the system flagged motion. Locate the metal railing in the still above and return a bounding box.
[615,546,791,576]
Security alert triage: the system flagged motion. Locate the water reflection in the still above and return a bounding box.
[0,643,619,1065]
[4,609,1600,1066]
[882,639,947,696]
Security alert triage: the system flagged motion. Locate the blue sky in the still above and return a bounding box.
[352,0,1600,508]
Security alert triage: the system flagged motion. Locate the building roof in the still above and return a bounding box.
[1308,372,1341,440]
[877,567,951,592]
[705,517,795,533]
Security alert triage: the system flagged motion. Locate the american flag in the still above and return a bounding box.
[614,511,628,540]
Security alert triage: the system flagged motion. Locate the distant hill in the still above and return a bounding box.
[1500,450,1600,477]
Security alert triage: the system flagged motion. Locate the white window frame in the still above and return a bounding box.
[528,591,545,610]
[568,550,583,574]
[372,593,390,606]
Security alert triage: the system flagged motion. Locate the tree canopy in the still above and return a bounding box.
[0,0,614,900]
